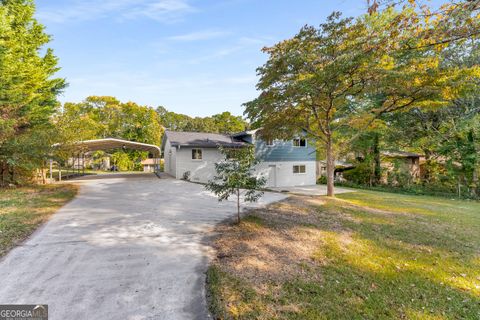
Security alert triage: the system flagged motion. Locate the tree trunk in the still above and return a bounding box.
[423,149,432,183]
[470,129,478,197]
[236,188,241,223]
[326,134,335,197]
[9,166,14,184]
[458,176,462,198]
[0,161,4,186]
[373,133,381,185]
[473,169,479,198]
[41,167,46,185]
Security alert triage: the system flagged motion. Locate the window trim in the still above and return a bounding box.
[191,148,203,161]
[292,138,307,148]
[293,164,307,174]
[265,138,275,147]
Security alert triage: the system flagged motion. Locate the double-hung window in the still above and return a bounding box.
[293,138,307,147]
[192,148,202,160]
[293,165,306,174]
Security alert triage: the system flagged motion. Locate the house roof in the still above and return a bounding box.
[164,131,248,148]
[381,151,422,158]
[231,129,259,138]
[318,160,355,169]
[141,158,160,165]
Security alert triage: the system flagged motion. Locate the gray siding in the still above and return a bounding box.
[255,139,316,162]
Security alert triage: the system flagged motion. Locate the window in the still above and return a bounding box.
[192,148,202,160]
[265,138,274,146]
[293,138,307,147]
[293,165,306,174]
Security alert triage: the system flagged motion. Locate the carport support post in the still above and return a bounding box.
[236,188,241,224]
[49,159,53,182]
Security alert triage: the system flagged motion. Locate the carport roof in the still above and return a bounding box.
[66,138,161,156]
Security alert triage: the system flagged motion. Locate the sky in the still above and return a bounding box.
[35,0,442,117]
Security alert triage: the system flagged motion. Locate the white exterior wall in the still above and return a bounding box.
[255,161,317,188]
[163,140,177,177]
[175,147,224,182]
[163,138,316,187]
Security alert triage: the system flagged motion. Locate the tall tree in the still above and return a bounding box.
[0,0,66,184]
[244,5,477,197]
[211,112,246,134]
[157,107,247,134]
[55,96,163,146]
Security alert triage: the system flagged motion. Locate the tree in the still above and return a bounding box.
[211,112,246,134]
[367,0,480,47]
[244,5,477,197]
[157,106,247,134]
[205,147,266,223]
[0,0,66,185]
[378,33,480,196]
[244,13,373,197]
[53,96,164,168]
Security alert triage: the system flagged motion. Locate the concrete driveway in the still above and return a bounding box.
[0,173,286,320]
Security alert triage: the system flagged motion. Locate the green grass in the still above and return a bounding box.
[0,184,77,257]
[208,190,480,319]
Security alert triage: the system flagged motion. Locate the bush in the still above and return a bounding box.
[182,171,191,181]
[111,152,133,171]
[343,162,373,185]
[317,175,327,184]
[336,181,479,200]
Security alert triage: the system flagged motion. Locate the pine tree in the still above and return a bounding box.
[0,0,66,185]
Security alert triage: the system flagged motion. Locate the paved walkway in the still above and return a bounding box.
[270,184,354,196]
[0,173,286,320]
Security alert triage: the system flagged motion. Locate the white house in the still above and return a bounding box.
[161,130,317,187]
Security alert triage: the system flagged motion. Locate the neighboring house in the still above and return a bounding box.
[161,130,317,187]
[381,150,422,181]
[316,160,355,181]
[141,158,161,173]
[317,151,422,183]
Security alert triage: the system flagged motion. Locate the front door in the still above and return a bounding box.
[268,165,277,187]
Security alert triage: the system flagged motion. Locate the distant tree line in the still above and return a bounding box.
[156,106,247,134]
[0,0,247,185]
[53,98,248,174]
[1,0,477,195]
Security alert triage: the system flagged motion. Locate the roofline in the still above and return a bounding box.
[231,128,260,137]
[55,138,161,155]
[381,151,423,158]
[171,143,248,148]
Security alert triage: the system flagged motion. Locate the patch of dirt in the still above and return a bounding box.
[211,196,328,285]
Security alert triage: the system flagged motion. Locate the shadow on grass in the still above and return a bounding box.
[209,193,480,319]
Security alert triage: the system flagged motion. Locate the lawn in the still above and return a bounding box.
[0,184,77,257]
[207,190,480,319]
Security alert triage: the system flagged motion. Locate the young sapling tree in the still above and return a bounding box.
[205,146,267,223]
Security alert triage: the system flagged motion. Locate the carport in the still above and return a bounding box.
[51,138,161,180]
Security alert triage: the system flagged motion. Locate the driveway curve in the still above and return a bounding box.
[0,173,286,320]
